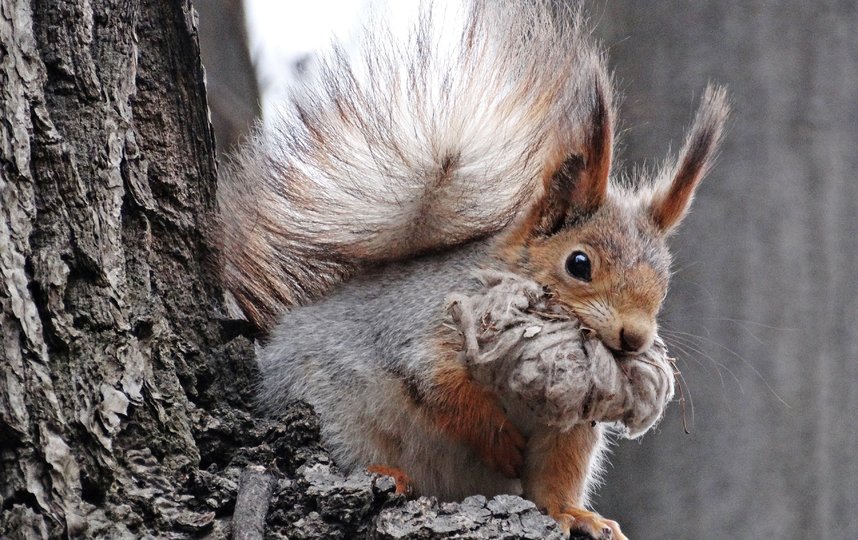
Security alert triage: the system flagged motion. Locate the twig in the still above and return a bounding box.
[232,465,275,540]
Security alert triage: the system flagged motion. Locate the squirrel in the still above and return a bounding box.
[216,2,728,538]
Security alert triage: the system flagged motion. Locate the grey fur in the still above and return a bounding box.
[258,241,523,500]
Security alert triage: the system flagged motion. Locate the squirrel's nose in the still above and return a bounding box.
[619,327,647,353]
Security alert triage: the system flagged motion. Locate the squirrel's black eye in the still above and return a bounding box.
[565,251,592,282]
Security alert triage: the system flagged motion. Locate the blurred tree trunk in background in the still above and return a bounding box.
[196,0,260,156]
[587,2,858,538]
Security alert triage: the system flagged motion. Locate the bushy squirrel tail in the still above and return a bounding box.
[216,1,611,330]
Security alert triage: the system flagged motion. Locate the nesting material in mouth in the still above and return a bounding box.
[444,269,675,438]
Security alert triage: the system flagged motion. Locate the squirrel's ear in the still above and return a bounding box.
[531,154,585,236]
[570,65,614,213]
[650,86,729,233]
[532,64,614,236]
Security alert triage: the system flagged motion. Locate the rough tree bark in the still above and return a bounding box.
[1,2,568,539]
[0,0,234,536]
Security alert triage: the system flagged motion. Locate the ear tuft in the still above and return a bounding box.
[529,52,615,238]
[651,85,730,233]
[570,54,615,213]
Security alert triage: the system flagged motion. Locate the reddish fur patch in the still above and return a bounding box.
[423,343,526,478]
[521,424,600,515]
[522,426,627,537]
[367,465,413,495]
[615,263,664,315]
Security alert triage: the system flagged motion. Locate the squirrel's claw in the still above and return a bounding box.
[553,507,627,540]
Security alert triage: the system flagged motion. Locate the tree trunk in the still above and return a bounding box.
[0,0,231,536]
[197,0,260,157]
[588,2,858,538]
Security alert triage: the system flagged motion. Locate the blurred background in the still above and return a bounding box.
[196,1,858,538]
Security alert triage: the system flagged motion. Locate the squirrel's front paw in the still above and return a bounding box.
[367,464,413,495]
[552,507,627,540]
